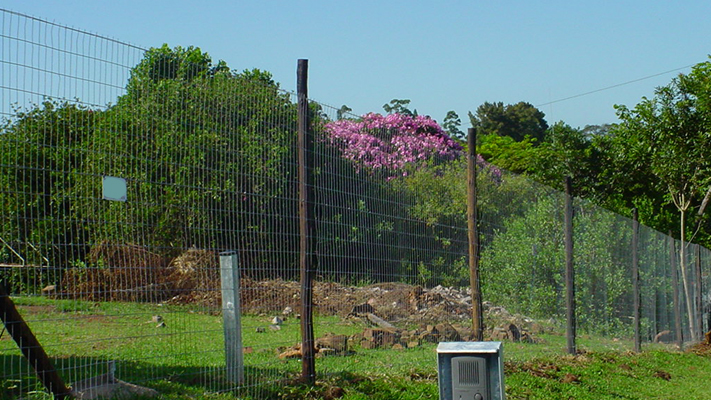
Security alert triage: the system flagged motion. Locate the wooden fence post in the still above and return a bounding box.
[564,177,576,355]
[297,59,316,383]
[467,128,484,341]
[0,283,71,399]
[632,208,641,352]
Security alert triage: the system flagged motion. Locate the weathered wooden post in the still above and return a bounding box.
[297,59,316,383]
[467,127,484,341]
[632,208,641,352]
[0,283,71,399]
[564,177,576,355]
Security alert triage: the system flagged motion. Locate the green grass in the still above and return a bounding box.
[2,297,711,399]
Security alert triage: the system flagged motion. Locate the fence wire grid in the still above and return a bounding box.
[1,8,710,400]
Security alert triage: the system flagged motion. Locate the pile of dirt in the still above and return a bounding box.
[61,242,170,302]
[162,249,221,304]
[687,331,711,356]
[58,246,546,338]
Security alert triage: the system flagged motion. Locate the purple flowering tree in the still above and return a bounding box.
[323,113,463,175]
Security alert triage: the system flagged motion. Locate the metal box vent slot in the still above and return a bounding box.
[452,356,488,399]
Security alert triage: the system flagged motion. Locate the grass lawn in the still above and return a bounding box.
[2,297,710,399]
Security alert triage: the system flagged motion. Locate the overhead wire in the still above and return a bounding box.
[535,62,700,108]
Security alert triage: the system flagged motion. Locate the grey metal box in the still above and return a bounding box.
[437,342,505,400]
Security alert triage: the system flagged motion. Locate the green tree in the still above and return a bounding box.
[382,98,416,116]
[477,133,538,174]
[0,101,95,268]
[442,110,464,140]
[469,101,548,142]
[531,122,604,199]
[611,58,711,339]
[80,45,300,274]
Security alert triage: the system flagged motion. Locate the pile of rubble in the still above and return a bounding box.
[277,298,551,359]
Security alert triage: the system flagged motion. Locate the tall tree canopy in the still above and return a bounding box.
[606,58,711,338]
[469,101,548,142]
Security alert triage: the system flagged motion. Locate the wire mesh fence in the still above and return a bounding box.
[1,7,710,400]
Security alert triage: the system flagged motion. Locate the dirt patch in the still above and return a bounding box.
[57,247,546,336]
[61,242,170,302]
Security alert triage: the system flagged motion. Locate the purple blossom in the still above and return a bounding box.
[324,113,463,175]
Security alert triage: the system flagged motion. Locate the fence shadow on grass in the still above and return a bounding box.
[0,353,293,399]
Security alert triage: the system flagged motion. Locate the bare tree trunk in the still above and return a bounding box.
[679,209,698,341]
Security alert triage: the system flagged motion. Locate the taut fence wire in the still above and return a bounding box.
[1,8,710,399]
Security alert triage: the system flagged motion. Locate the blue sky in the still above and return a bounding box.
[3,1,711,129]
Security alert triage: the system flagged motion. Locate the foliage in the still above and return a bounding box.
[480,192,640,336]
[611,59,711,240]
[610,59,711,337]
[531,122,604,198]
[382,98,416,116]
[0,45,300,277]
[477,133,539,174]
[0,101,95,267]
[442,110,465,140]
[469,101,549,142]
[480,194,566,318]
[323,112,462,176]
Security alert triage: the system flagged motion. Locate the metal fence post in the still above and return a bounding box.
[564,177,576,355]
[467,127,484,341]
[297,58,316,383]
[219,251,244,384]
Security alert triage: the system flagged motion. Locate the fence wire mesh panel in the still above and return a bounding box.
[3,7,711,400]
[1,9,302,399]
[309,103,471,378]
[477,168,711,354]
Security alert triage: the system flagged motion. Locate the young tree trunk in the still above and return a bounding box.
[678,209,698,341]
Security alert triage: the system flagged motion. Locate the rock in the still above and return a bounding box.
[316,348,336,358]
[435,323,462,341]
[151,315,163,323]
[363,328,398,347]
[283,306,293,316]
[278,348,302,359]
[316,335,348,353]
[507,323,521,342]
[348,303,376,316]
[272,316,283,325]
[269,324,281,331]
[255,327,266,333]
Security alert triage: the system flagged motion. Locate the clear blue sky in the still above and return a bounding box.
[4,1,711,129]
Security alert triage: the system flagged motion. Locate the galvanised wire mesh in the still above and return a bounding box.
[478,167,711,353]
[2,7,711,400]
[309,103,471,377]
[1,9,302,399]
